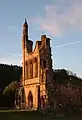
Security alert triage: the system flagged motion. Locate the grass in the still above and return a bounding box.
[0,110,50,120]
[0,110,82,120]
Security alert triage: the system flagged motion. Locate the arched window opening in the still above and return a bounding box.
[28,91,33,109]
[35,58,38,77]
[30,61,33,79]
[28,61,30,79]
[26,62,28,79]
[25,61,28,79]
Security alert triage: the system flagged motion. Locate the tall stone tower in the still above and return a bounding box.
[18,19,54,110]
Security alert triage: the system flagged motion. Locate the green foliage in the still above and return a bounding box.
[70,75,82,87]
[53,69,69,84]
[3,81,18,96]
[0,64,22,91]
[2,81,18,107]
[0,64,21,107]
[52,69,82,110]
[53,69,82,86]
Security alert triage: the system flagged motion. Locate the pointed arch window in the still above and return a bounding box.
[35,58,38,77]
[30,61,33,79]
[25,61,28,79]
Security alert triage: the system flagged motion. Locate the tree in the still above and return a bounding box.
[3,81,18,108]
[0,64,22,107]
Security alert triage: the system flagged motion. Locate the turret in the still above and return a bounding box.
[22,19,33,53]
[23,19,28,38]
[22,19,28,85]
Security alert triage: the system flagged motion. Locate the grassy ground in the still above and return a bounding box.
[0,110,82,120]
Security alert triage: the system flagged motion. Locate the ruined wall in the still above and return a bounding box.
[21,20,53,110]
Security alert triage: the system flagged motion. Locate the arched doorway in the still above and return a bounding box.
[22,88,25,103]
[28,91,33,109]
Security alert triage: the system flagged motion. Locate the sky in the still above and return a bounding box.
[0,0,82,77]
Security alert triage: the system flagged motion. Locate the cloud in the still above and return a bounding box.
[33,0,82,36]
[0,53,22,66]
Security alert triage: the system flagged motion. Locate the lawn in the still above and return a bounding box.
[0,110,82,120]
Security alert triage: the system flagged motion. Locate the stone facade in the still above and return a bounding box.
[18,19,54,110]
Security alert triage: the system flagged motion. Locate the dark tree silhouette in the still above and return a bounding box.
[0,64,22,107]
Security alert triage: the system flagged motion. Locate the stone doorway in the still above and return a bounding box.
[22,88,25,103]
[28,91,33,109]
